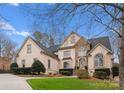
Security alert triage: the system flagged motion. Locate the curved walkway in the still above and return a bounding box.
[0,74,32,90]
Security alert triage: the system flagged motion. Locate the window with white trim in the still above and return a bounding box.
[94,53,104,67]
[27,44,32,54]
[63,50,71,57]
[78,47,87,56]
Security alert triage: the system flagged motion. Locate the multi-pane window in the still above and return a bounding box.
[27,44,31,54]
[48,60,51,69]
[64,62,69,68]
[70,36,75,44]
[63,50,71,57]
[94,53,103,67]
[78,47,87,56]
[22,59,25,67]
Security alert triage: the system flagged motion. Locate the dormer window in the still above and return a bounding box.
[27,44,32,54]
[70,36,75,44]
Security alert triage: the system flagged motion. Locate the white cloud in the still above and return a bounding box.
[9,3,19,7]
[12,30,30,37]
[0,21,30,37]
[0,21,16,31]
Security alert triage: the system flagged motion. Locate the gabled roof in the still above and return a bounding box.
[88,36,112,52]
[48,36,112,53]
[16,37,59,60]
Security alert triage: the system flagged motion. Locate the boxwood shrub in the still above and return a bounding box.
[94,71,108,79]
[59,68,73,76]
[112,66,119,77]
[12,67,31,74]
[95,68,111,76]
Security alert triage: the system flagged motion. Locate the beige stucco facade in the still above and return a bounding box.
[16,32,113,76]
[16,38,59,73]
[88,44,113,76]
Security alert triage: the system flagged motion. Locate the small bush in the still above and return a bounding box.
[59,69,73,76]
[95,68,110,76]
[10,62,18,70]
[12,67,31,74]
[75,70,89,79]
[112,66,119,77]
[60,71,72,76]
[94,71,107,79]
[31,60,46,75]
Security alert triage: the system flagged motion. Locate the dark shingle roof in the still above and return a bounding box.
[48,44,60,53]
[88,36,112,51]
[30,37,59,60]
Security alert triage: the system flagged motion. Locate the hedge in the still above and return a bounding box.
[59,68,73,76]
[12,67,31,74]
[95,68,111,76]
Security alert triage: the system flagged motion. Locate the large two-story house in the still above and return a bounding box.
[16,32,113,76]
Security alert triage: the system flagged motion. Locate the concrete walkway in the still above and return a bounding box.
[0,74,32,90]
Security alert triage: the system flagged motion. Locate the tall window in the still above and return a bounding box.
[22,59,25,67]
[78,47,86,56]
[63,50,71,57]
[48,60,51,69]
[70,36,75,44]
[79,58,85,68]
[64,62,69,68]
[94,53,103,67]
[27,44,31,54]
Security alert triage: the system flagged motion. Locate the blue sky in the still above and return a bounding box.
[0,3,108,48]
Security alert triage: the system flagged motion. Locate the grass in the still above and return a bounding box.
[27,78,119,90]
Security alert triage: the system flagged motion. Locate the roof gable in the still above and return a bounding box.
[60,31,81,48]
[16,37,59,60]
[87,43,112,55]
[88,36,112,51]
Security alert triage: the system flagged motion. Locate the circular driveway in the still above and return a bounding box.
[0,74,32,90]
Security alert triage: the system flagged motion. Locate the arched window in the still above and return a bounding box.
[94,53,103,67]
[79,58,85,67]
[64,62,69,68]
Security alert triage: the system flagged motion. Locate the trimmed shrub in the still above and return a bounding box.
[12,67,31,74]
[95,68,111,76]
[10,62,18,70]
[60,71,72,76]
[112,66,119,77]
[93,71,107,79]
[75,70,89,79]
[59,69,73,76]
[31,60,46,75]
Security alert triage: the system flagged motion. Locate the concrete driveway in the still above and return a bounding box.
[0,74,32,90]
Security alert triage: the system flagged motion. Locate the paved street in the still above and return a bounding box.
[0,74,32,90]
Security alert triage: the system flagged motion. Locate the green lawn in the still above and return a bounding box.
[27,78,119,90]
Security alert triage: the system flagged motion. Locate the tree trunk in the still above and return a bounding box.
[119,4,124,90]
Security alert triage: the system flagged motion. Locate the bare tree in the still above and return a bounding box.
[0,32,16,61]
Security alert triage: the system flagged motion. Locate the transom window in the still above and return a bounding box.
[94,53,104,67]
[64,62,69,68]
[63,50,71,57]
[27,44,32,54]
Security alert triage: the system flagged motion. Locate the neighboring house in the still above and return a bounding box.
[0,57,11,71]
[16,32,113,76]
